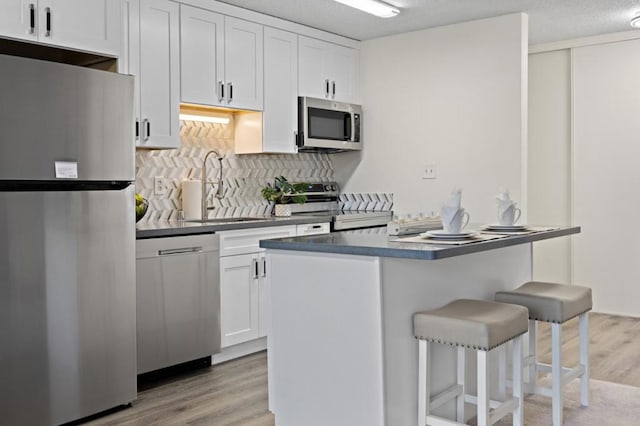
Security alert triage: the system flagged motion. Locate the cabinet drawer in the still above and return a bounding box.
[219,225,296,256]
[296,222,330,236]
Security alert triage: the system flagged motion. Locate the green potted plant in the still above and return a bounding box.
[261,176,308,216]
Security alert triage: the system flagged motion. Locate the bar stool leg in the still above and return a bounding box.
[528,319,537,391]
[418,340,428,426]
[457,346,466,422]
[579,313,590,406]
[477,350,489,426]
[512,335,523,426]
[551,323,563,426]
[498,344,507,399]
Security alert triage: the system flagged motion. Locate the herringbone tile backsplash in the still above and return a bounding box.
[135,120,334,222]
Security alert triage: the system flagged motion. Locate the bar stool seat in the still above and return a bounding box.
[414,299,529,426]
[495,281,592,323]
[496,281,592,426]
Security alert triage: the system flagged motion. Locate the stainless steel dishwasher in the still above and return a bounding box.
[136,234,220,374]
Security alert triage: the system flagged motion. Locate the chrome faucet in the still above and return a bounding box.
[202,150,224,220]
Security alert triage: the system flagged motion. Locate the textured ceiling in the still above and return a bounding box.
[216,0,640,45]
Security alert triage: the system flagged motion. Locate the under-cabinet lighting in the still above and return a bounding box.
[632,14,640,28]
[334,0,399,18]
[179,113,230,124]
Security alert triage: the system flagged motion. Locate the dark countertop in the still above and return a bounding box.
[136,214,334,239]
[259,225,580,260]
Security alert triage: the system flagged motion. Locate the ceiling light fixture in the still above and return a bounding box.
[334,0,400,18]
[179,113,230,124]
[632,13,640,28]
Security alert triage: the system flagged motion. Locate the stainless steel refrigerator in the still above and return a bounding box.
[0,54,137,425]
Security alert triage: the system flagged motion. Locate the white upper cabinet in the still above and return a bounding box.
[298,35,359,103]
[132,0,180,148]
[180,5,263,111]
[180,5,224,106]
[236,26,297,154]
[0,0,120,56]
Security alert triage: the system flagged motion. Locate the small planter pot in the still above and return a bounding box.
[274,204,292,217]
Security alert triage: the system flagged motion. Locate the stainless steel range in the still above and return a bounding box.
[289,182,392,231]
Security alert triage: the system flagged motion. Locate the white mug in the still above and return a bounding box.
[443,208,470,233]
[498,205,521,226]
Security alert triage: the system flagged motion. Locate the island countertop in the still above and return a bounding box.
[260,225,580,260]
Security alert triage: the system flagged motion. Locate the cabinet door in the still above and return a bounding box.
[37,0,120,55]
[298,35,330,99]
[220,253,260,347]
[138,0,179,148]
[0,1,37,42]
[251,26,297,154]
[180,5,224,106]
[224,16,263,110]
[328,44,360,103]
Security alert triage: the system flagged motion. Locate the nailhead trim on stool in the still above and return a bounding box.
[413,299,528,426]
[495,281,592,426]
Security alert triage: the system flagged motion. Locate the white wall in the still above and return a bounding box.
[572,39,640,316]
[334,13,528,224]
[528,50,572,283]
[528,36,640,317]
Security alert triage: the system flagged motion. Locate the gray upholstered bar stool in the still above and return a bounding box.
[413,299,529,426]
[495,281,592,426]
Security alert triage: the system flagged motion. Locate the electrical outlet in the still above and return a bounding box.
[154,176,167,196]
[422,163,437,180]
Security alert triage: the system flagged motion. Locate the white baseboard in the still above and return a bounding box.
[212,337,267,365]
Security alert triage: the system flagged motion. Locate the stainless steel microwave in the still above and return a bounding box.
[297,96,362,152]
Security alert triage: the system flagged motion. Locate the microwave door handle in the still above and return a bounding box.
[344,114,352,141]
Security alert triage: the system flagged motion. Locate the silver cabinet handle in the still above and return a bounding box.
[141,118,149,142]
[262,257,266,278]
[158,247,203,256]
[332,81,336,99]
[44,7,51,37]
[325,79,330,98]
[218,81,224,102]
[28,4,35,34]
[227,81,233,103]
[252,258,259,279]
[135,120,139,141]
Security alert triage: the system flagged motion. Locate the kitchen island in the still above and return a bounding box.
[260,226,580,426]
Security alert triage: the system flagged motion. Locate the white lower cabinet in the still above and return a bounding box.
[220,252,261,347]
[218,223,329,354]
[218,225,296,349]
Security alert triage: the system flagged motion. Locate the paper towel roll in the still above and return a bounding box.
[182,179,202,220]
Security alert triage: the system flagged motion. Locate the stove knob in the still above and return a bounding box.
[331,184,337,191]
[324,184,332,191]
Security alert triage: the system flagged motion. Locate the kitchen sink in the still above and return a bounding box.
[187,217,267,224]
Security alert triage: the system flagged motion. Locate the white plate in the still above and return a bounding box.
[421,230,478,239]
[484,224,528,231]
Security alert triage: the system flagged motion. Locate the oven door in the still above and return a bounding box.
[298,97,362,151]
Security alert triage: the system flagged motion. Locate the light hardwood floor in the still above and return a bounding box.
[85,312,639,425]
[536,312,640,387]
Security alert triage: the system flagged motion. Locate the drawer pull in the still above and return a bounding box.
[158,247,202,256]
